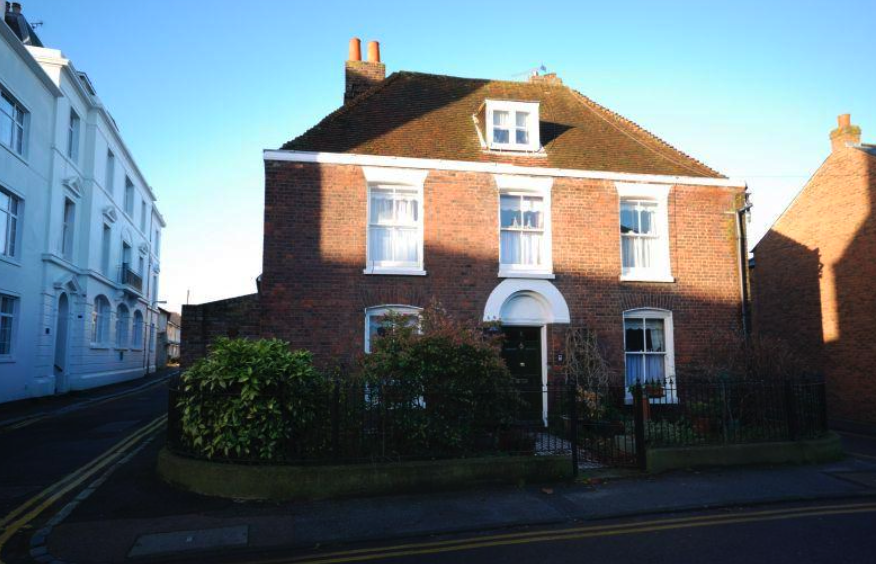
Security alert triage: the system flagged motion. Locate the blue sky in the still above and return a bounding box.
[23,0,876,312]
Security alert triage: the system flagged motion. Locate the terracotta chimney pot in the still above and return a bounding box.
[838,113,851,128]
[11,2,22,13]
[348,37,362,62]
[367,41,380,63]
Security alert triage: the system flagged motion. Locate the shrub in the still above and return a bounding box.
[357,305,519,456]
[177,338,326,461]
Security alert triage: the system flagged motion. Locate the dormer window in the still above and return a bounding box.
[486,100,540,152]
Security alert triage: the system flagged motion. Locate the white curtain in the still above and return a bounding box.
[646,355,665,382]
[626,354,644,387]
[646,319,665,352]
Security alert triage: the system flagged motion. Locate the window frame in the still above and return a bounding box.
[61,198,76,261]
[1,186,22,262]
[105,150,115,194]
[623,308,676,403]
[616,183,673,283]
[0,293,18,360]
[486,100,540,152]
[91,295,111,346]
[1,87,28,157]
[124,177,135,217]
[132,310,144,349]
[67,108,80,162]
[362,167,428,276]
[115,303,130,349]
[496,175,554,278]
[100,223,112,277]
[364,305,423,354]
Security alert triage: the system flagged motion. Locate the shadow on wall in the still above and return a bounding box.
[830,152,876,424]
[754,143,876,426]
[253,157,744,381]
[751,231,824,371]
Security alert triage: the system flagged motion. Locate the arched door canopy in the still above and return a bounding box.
[483,279,570,325]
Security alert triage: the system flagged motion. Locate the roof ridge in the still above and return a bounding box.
[566,88,724,178]
[281,72,407,150]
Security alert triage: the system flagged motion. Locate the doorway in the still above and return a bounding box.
[501,326,545,422]
[54,293,70,393]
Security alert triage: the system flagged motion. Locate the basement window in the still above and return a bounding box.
[486,100,540,152]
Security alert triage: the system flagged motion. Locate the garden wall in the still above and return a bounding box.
[180,293,261,368]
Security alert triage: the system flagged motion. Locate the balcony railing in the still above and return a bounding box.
[120,263,143,293]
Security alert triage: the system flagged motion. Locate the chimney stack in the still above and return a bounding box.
[11,2,21,13]
[830,113,861,153]
[344,38,385,105]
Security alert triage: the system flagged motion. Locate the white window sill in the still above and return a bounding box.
[0,356,16,364]
[363,267,427,276]
[115,346,129,351]
[0,254,22,267]
[620,273,675,284]
[483,146,547,156]
[498,269,555,280]
[131,346,144,352]
[90,344,111,350]
[624,395,679,405]
[1,141,29,165]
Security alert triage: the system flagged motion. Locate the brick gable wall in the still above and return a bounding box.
[259,161,744,380]
[753,146,876,426]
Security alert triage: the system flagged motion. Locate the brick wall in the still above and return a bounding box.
[180,293,260,369]
[260,160,745,381]
[753,138,876,426]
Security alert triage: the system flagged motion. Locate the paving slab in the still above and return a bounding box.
[128,525,249,558]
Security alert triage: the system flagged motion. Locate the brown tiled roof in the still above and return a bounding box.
[282,72,723,178]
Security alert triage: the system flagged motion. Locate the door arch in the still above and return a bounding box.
[54,292,70,393]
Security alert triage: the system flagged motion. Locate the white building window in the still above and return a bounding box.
[101,224,112,276]
[364,305,422,353]
[616,183,672,282]
[92,295,111,345]
[132,310,144,349]
[1,188,21,259]
[496,175,553,278]
[140,201,146,232]
[124,178,134,216]
[486,100,540,152]
[363,167,427,275]
[1,89,27,156]
[0,294,17,356]
[115,304,130,348]
[61,198,75,260]
[67,108,80,162]
[624,309,675,400]
[105,150,115,194]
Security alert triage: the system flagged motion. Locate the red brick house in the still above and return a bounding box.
[184,39,750,417]
[752,114,876,428]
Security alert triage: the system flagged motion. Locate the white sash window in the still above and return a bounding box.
[363,168,427,276]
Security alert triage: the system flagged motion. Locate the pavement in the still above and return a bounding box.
[43,437,876,563]
[2,376,876,563]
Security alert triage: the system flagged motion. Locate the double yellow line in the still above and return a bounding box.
[274,500,876,564]
[0,376,172,434]
[0,414,167,563]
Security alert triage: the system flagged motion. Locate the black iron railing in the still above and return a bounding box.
[166,377,828,471]
[120,263,143,292]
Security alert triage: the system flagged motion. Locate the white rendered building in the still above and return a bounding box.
[1,3,165,403]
